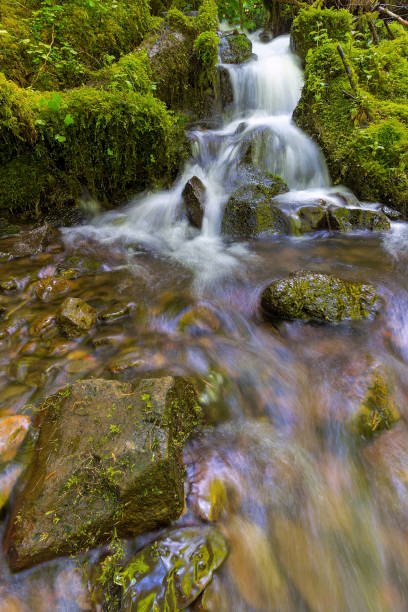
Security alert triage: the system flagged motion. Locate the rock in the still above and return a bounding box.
[178,305,220,334]
[219,31,252,64]
[382,205,401,220]
[4,377,201,571]
[261,272,380,322]
[327,207,390,232]
[99,303,132,322]
[0,464,24,511]
[0,415,31,463]
[259,31,273,43]
[57,297,97,338]
[298,205,327,233]
[29,313,57,337]
[350,365,399,438]
[34,277,74,302]
[0,226,54,260]
[221,175,289,239]
[121,527,228,611]
[182,176,206,229]
[217,66,233,111]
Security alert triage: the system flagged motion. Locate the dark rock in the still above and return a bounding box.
[327,207,390,232]
[221,173,289,239]
[259,31,273,43]
[182,176,206,229]
[217,65,234,111]
[219,31,252,64]
[297,205,327,233]
[4,377,201,571]
[261,272,380,322]
[0,226,55,261]
[122,527,228,611]
[57,297,97,338]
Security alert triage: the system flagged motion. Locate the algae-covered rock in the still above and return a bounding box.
[328,207,390,232]
[121,526,228,611]
[297,205,327,233]
[182,176,206,229]
[57,297,97,338]
[4,377,201,571]
[351,366,399,438]
[261,272,379,322]
[221,175,289,239]
[219,31,252,64]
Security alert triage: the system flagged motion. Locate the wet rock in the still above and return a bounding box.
[350,365,399,438]
[178,305,220,334]
[4,377,201,571]
[0,464,24,511]
[99,303,132,322]
[217,66,233,110]
[57,297,97,338]
[259,31,273,43]
[0,226,55,260]
[298,205,328,233]
[121,527,228,611]
[261,272,380,322]
[29,313,57,337]
[182,176,206,229]
[0,415,31,463]
[219,31,252,64]
[327,207,390,232]
[382,205,401,220]
[108,349,147,374]
[34,277,74,302]
[221,176,289,239]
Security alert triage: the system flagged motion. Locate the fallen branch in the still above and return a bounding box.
[337,44,357,95]
[378,5,408,27]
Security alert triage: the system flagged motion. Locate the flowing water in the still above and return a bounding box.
[1,31,408,611]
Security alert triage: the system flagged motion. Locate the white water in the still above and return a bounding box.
[64,34,358,283]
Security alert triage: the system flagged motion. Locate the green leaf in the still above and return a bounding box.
[107,148,114,156]
[48,93,62,112]
[55,134,66,143]
[35,119,45,126]
[64,113,74,127]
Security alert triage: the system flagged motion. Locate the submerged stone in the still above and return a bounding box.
[178,305,220,334]
[221,175,289,239]
[0,226,54,260]
[219,31,252,64]
[182,176,206,229]
[4,377,201,571]
[0,415,31,464]
[57,297,97,338]
[261,272,380,322]
[34,277,74,302]
[121,526,228,611]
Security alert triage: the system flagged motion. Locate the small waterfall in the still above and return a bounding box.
[65,34,333,280]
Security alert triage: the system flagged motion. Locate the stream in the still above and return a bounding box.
[1,31,408,611]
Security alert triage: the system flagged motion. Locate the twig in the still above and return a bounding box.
[337,44,357,95]
[378,5,408,27]
[31,25,55,87]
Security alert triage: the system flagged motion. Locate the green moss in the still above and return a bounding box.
[352,368,399,438]
[291,8,353,62]
[196,0,218,34]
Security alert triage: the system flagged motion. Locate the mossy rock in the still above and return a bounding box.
[291,8,353,63]
[219,31,252,64]
[57,297,97,338]
[221,174,289,239]
[261,272,380,322]
[4,377,201,571]
[121,526,228,611]
[328,207,390,232]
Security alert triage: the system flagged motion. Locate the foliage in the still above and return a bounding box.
[197,0,219,33]
[217,0,267,30]
[194,30,219,83]
[291,7,353,61]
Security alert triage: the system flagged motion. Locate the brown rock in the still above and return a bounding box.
[182,176,206,229]
[0,415,31,463]
[57,297,97,338]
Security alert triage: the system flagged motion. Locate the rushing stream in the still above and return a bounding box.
[1,31,408,611]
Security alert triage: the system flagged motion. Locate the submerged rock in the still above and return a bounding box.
[221,175,289,239]
[34,277,74,302]
[327,207,390,232]
[0,226,56,261]
[178,305,220,334]
[261,272,379,322]
[4,377,201,571]
[121,527,228,611]
[57,297,97,338]
[182,176,206,229]
[219,31,252,64]
[0,415,31,464]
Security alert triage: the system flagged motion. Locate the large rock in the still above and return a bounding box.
[261,272,380,322]
[219,31,252,64]
[217,66,233,111]
[182,176,206,229]
[4,377,201,571]
[327,207,390,232]
[0,226,57,261]
[121,527,228,611]
[57,297,97,338]
[221,174,289,239]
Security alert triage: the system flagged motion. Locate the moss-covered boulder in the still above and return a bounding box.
[219,31,252,64]
[121,527,228,610]
[328,207,390,232]
[261,272,380,322]
[4,377,201,571]
[221,173,289,239]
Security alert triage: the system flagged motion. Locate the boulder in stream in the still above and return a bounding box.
[182,176,206,229]
[221,174,289,239]
[57,297,97,338]
[4,377,201,571]
[219,31,252,64]
[327,207,390,232]
[121,526,228,611]
[261,272,380,322]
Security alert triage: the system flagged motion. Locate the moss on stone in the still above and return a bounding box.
[291,8,353,63]
[352,367,399,438]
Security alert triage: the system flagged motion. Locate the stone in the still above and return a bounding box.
[0,464,24,511]
[57,297,97,338]
[121,527,228,611]
[182,176,206,229]
[4,377,201,571]
[221,175,289,239]
[0,415,31,463]
[327,207,390,232]
[217,66,233,111]
[261,272,380,322]
[382,205,401,220]
[219,31,252,64]
[29,313,57,337]
[178,305,220,334]
[99,303,131,322]
[34,277,74,302]
[298,205,328,233]
[0,226,55,260]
